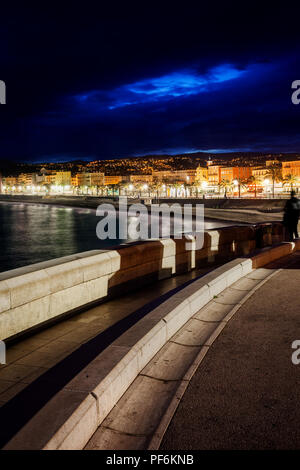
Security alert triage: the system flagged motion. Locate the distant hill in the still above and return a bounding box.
[1,152,300,176]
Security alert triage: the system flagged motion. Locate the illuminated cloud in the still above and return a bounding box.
[74,63,247,110]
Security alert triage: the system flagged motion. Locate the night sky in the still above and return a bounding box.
[1,3,300,163]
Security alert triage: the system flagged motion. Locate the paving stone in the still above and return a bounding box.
[13,336,51,351]
[171,318,218,346]
[0,380,28,403]
[0,379,16,394]
[85,427,147,450]
[16,350,67,368]
[0,363,44,382]
[231,277,262,291]
[102,375,178,436]
[194,300,234,322]
[36,339,78,356]
[213,287,246,305]
[246,268,274,280]
[142,341,201,381]
[5,346,33,365]
[58,327,98,344]
[19,366,47,384]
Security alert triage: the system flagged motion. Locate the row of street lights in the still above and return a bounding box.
[1,179,298,198]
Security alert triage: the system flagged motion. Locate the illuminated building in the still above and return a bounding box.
[152,169,198,183]
[18,173,37,185]
[90,172,105,186]
[130,174,153,184]
[251,167,269,179]
[104,175,123,185]
[54,171,71,186]
[207,165,222,185]
[220,166,252,181]
[195,166,208,183]
[282,161,300,178]
[3,176,18,186]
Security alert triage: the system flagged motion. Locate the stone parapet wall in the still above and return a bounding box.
[0,222,285,341]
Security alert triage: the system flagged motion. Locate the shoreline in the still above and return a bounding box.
[0,194,246,225]
[0,195,236,275]
[0,194,285,225]
[0,195,284,275]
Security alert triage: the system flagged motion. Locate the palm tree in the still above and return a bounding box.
[43,183,50,195]
[181,181,190,198]
[150,182,161,199]
[107,185,115,196]
[113,182,123,197]
[247,175,262,198]
[266,164,282,198]
[191,181,200,198]
[140,182,151,197]
[233,178,249,198]
[283,174,299,193]
[173,182,183,198]
[98,185,106,196]
[219,179,234,198]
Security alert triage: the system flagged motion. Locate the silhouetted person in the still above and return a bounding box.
[283,191,300,240]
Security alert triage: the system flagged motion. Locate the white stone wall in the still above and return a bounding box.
[0,223,284,341]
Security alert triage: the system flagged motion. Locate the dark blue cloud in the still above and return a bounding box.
[74,63,247,110]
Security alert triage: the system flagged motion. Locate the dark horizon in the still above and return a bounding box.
[13,151,300,165]
[1,3,300,163]
[2,150,300,176]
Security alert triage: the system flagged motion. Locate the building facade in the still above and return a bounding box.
[54,171,71,186]
[195,166,208,184]
[282,161,300,178]
[220,166,252,182]
[104,175,123,185]
[207,165,222,185]
[130,174,153,184]
[152,169,198,184]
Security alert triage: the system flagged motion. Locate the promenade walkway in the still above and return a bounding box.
[3,242,300,450]
[0,261,220,448]
[0,264,219,410]
[160,251,300,449]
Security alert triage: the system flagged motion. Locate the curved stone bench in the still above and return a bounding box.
[3,240,297,450]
